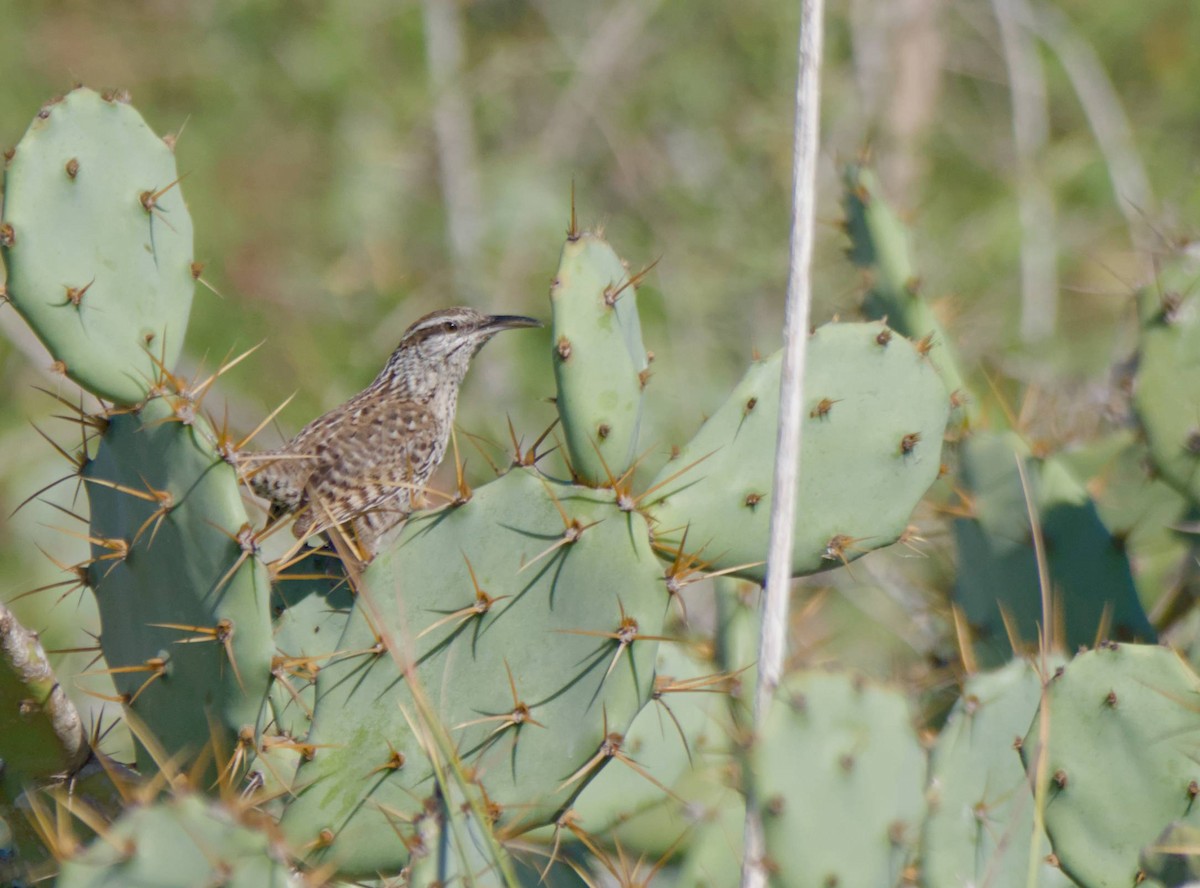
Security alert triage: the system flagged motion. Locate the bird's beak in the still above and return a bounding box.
[485,315,543,332]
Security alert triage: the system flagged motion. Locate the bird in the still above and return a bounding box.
[247,307,541,559]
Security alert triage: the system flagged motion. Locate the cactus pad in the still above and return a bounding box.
[279,467,668,875]
[56,794,297,888]
[1020,644,1200,888]
[842,163,972,422]
[922,657,1072,888]
[645,321,950,580]
[84,396,273,771]
[0,88,195,404]
[753,670,926,887]
[550,231,649,485]
[1133,243,1200,506]
[952,431,1153,665]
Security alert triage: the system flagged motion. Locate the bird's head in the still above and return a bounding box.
[378,307,541,395]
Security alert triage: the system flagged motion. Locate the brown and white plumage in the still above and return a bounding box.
[249,307,540,557]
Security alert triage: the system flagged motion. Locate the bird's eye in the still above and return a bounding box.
[442,321,458,332]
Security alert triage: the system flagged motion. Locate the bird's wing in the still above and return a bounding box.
[293,398,438,536]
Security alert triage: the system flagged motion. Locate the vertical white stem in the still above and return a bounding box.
[740,0,824,884]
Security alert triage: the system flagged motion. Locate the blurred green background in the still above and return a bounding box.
[1,0,1198,720]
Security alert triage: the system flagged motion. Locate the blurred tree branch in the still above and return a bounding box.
[992,0,1058,343]
[1026,1,1156,260]
[423,0,485,302]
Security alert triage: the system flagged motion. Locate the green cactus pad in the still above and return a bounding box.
[1141,822,1200,887]
[1020,644,1200,888]
[753,670,926,887]
[1133,243,1200,506]
[84,396,273,772]
[266,551,352,741]
[953,431,1153,665]
[645,321,950,581]
[842,164,973,425]
[1058,430,1191,618]
[402,782,521,888]
[922,657,1073,888]
[674,792,746,888]
[571,639,733,857]
[279,467,667,876]
[56,794,297,888]
[714,578,760,683]
[407,800,593,888]
[550,231,649,485]
[0,88,195,404]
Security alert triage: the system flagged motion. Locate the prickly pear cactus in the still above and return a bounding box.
[645,321,950,580]
[265,551,351,742]
[1141,822,1200,887]
[922,657,1072,888]
[952,430,1152,664]
[280,467,668,876]
[570,639,734,856]
[1058,429,1191,618]
[56,794,297,888]
[0,87,195,404]
[1133,242,1200,507]
[842,163,974,424]
[16,82,1189,888]
[550,230,649,485]
[84,396,273,771]
[406,798,593,888]
[751,670,926,887]
[1020,644,1200,888]
[673,789,747,888]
